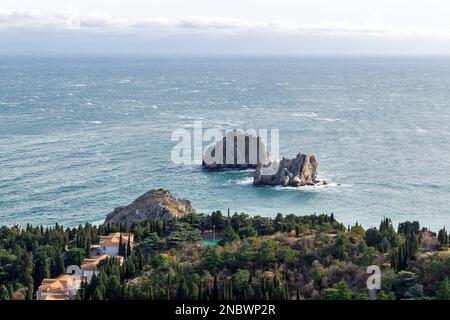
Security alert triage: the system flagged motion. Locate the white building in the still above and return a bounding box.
[98,232,134,256]
[36,274,81,300]
[81,254,124,283]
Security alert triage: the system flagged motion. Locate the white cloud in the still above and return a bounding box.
[1,8,450,39]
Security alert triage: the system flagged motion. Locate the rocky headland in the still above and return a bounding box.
[104,188,195,225]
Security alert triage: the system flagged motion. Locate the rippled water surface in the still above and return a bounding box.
[1,56,450,229]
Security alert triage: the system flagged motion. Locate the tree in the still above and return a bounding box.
[436,277,450,300]
[281,247,297,265]
[167,273,172,300]
[118,234,126,256]
[220,226,239,245]
[202,247,224,271]
[364,228,382,247]
[210,211,225,230]
[176,276,189,300]
[64,248,85,267]
[212,275,219,300]
[0,249,17,283]
[362,246,378,266]
[198,280,204,300]
[398,221,420,235]
[139,233,163,253]
[252,216,275,236]
[0,285,10,300]
[351,224,365,237]
[258,240,277,267]
[33,250,51,287]
[323,281,353,300]
[126,237,132,258]
[274,213,284,232]
[335,235,350,261]
[379,237,391,253]
[105,275,122,300]
[232,269,251,299]
[26,274,34,300]
[166,221,202,247]
[93,287,104,300]
[377,290,395,300]
[438,228,448,249]
[390,249,399,272]
[238,226,257,239]
[391,240,411,272]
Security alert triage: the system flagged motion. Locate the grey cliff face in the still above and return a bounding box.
[253,153,324,187]
[104,188,195,225]
[202,129,269,169]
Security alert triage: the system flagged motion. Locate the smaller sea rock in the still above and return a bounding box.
[253,152,321,187]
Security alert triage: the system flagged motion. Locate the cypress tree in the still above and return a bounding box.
[7,285,14,300]
[149,285,154,300]
[283,282,289,300]
[295,225,300,237]
[260,277,266,299]
[390,250,399,272]
[176,277,189,300]
[118,234,125,256]
[198,280,204,300]
[167,273,172,300]
[223,280,228,300]
[0,285,10,300]
[437,277,450,300]
[438,228,448,248]
[26,283,33,300]
[85,238,92,256]
[93,287,104,300]
[126,237,132,258]
[212,275,219,300]
[222,278,227,300]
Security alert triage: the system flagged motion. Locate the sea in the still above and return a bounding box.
[1,55,450,230]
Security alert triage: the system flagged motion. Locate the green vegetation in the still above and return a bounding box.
[0,212,449,300]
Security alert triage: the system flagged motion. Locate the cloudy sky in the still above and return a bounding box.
[2,0,450,54]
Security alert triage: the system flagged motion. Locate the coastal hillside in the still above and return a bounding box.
[0,211,449,300]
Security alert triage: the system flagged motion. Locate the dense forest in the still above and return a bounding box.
[0,211,449,300]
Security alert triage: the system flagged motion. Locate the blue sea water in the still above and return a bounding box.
[1,55,450,230]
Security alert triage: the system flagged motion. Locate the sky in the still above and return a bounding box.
[2,0,450,55]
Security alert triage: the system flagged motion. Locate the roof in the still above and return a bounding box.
[38,295,72,300]
[81,254,123,271]
[37,274,81,295]
[81,254,109,271]
[99,232,133,247]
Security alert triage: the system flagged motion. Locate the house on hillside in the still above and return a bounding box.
[81,254,124,283]
[98,232,134,256]
[36,274,81,300]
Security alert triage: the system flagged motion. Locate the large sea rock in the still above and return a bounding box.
[202,129,269,169]
[253,153,324,187]
[104,188,195,225]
